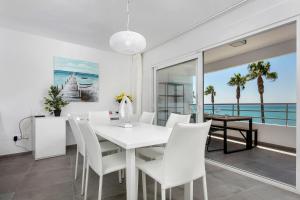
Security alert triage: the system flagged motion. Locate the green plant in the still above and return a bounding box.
[247,61,278,123]
[228,73,247,116]
[204,85,216,114]
[44,86,68,114]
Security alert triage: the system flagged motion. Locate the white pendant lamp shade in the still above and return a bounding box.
[109,30,146,55]
[109,0,146,55]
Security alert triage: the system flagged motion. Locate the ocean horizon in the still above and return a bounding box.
[201,103,296,126]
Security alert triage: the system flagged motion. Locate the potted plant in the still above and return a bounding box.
[44,86,68,117]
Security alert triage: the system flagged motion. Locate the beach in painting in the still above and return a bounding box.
[53,57,99,102]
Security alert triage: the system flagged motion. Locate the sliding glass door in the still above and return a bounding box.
[155,59,197,125]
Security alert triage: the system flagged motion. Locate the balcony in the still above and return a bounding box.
[195,103,296,186]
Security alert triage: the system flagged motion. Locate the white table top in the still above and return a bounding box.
[92,122,172,149]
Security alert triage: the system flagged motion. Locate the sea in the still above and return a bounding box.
[202,103,296,127]
[54,70,99,89]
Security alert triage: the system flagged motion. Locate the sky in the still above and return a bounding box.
[53,56,99,75]
[203,52,296,104]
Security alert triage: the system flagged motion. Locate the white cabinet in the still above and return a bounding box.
[33,117,66,160]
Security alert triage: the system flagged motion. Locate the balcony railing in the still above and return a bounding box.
[191,103,296,127]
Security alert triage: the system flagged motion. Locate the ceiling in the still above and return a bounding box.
[0,0,248,51]
[204,23,296,64]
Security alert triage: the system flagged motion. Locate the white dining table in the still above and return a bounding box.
[92,122,193,200]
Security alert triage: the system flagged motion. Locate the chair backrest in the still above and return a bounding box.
[68,116,85,155]
[165,113,191,128]
[78,121,103,175]
[139,112,155,124]
[162,121,212,187]
[88,111,111,126]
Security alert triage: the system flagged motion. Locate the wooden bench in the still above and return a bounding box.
[209,124,258,147]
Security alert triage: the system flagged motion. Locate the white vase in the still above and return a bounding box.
[119,96,133,123]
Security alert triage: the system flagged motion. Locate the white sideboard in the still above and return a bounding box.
[33,117,66,160]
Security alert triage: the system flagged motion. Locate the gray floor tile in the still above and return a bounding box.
[13,182,73,200]
[18,168,73,192]
[0,192,14,200]
[206,139,296,185]
[0,146,299,200]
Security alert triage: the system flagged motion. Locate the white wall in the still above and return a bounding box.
[0,27,132,156]
[142,0,300,111]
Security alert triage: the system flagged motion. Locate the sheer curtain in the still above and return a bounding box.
[130,53,143,116]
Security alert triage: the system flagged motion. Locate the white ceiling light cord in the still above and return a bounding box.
[126,0,130,31]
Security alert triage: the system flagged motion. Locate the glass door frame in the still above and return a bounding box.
[200,18,300,193]
[153,53,204,124]
[152,17,300,194]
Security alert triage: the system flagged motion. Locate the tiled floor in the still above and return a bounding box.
[0,147,299,200]
[206,138,296,185]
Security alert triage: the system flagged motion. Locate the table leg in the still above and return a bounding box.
[247,119,253,149]
[126,149,137,200]
[223,121,228,154]
[184,182,192,200]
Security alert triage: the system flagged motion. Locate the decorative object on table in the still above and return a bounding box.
[53,56,99,102]
[44,85,68,117]
[109,0,146,55]
[115,92,133,103]
[118,96,133,128]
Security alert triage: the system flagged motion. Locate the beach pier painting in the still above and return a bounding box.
[53,57,99,102]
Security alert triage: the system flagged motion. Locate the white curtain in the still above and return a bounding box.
[130,53,143,116]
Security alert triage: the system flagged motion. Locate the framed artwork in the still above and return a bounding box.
[53,56,99,102]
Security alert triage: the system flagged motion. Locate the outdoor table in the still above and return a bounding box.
[205,115,253,154]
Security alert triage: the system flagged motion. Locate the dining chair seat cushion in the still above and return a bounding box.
[102,152,126,175]
[137,147,164,160]
[137,159,163,184]
[100,141,119,153]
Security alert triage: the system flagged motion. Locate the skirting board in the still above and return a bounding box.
[0,144,76,159]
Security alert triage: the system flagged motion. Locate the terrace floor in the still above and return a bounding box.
[0,147,299,200]
[206,138,296,186]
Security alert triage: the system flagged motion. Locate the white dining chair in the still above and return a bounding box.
[137,121,211,200]
[165,113,191,128]
[139,112,155,124]
[68,116,121,195]
[89,111,126,180]
[137,113,191,199]
[137,113,191,160]
[78,121,126,200]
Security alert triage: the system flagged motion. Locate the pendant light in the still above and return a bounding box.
[109,0,146,55]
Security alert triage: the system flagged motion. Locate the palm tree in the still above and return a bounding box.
[227,73,247,116]
[204,85,216,114]
[247,61,278,123]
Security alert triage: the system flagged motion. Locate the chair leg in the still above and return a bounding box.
[81,154,86,195]
[75,149,79,180]
[169,188,171,200]
[142,172,147,200]
[154,181,157,200]
[118,170,122,183]
[122,169,125,179]
[202,175,208,200]
[118,148,122,183]
[161,188,166,200]
[98,176,103,200]
[84,164,90,200]
[136,169,139,199]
